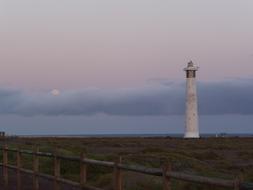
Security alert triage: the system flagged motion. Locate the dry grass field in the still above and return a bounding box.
[1,137,253,190]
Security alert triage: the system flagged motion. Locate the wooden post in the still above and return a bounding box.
[80,152,87,187]
[3,144,8,188]
[114,156,122,190]
[162,163,172,190]
[17,147,22,190]
[54,148,61,190]
[33,146,39,190]
[234,173,243,190]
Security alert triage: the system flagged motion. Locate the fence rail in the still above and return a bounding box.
[1,145,253,190]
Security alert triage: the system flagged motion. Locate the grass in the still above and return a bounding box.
[1,137,253,189]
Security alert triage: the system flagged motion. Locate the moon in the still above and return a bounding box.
[51,89,60,96]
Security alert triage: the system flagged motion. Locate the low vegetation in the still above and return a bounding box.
[1,137,253,189]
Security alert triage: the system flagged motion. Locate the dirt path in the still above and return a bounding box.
[0,167,82,190]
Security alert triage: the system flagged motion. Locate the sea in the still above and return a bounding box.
[16,133,253,138]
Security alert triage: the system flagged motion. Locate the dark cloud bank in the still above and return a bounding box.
[0,79,253,116]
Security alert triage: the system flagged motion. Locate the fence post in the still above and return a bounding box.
[33,146,39,190]
[114,156,122,190]
[17,146,22,190]
[3,144,8,188]
[162,163,172,190]
[234,173,243,190]
[54,147,61,190]
[80,152,87,188]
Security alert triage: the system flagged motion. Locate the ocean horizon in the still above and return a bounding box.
[13,133,253,138]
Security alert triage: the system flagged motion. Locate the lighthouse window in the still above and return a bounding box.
[186,71,196,78]
[192,71,196,77]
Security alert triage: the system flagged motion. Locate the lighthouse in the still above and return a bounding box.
[184,61,200,138]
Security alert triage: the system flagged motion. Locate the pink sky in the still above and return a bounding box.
[1,0,253,90]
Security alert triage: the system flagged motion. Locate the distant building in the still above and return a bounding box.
[0,131,5,139]
[216,133,228,138]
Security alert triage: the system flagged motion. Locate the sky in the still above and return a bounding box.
[0,0,253,135]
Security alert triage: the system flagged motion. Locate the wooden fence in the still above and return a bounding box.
[0,145,253,190]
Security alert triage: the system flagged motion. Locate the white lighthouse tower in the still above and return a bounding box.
[184,61,200,138]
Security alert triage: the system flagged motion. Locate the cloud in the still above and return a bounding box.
[198,79,253,115]
[0,79,253,116]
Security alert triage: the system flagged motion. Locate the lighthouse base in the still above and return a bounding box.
[184,132,200,138]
